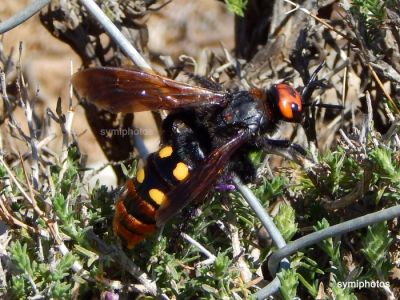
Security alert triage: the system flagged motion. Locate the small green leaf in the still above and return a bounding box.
[214,252,230,277]
[331,284,358,300]
[11,276,27,299]
[202,283,218,294]
[361,222,392,278]
[224,0,248,17]
[278,268,299,300]
[10,241,34,276]
[274,204,298,241]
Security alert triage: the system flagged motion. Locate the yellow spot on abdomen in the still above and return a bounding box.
[159,146,173,158]
[173,162,189,181]
[149,189,166,205]
[136,168,145,183]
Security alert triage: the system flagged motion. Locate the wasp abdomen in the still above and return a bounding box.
[113,145,192,248]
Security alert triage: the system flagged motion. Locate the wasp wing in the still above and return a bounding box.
[72,67,227,112]
[155,131,248,226]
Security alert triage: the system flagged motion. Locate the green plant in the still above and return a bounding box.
[274,204,298,242]
[278,268,299,300]
[369,148,400,203]
[351,0,386,28]
[361,222,392,280]
[314,218,348,281]
[9,241,76,299]
[224,0,248,17]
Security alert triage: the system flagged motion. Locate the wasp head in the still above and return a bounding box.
[270,83,303,123]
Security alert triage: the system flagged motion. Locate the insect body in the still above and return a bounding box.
[113,145,193,248]
[72,67,307,248]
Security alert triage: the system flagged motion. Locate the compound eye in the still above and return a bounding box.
[275,84,302,122]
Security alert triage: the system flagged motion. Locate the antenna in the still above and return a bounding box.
[301,61,325,101]
[301,61,344,111]
[304,102,344,110]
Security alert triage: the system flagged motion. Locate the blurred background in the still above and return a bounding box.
[0,0,234,186]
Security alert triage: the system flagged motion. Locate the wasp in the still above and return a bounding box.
[72,65,330,248]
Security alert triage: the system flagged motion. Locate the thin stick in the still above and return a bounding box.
[78,0,152,70]
[364,91,379,147]
[181,233,216,265]
[233,176,287,249]
[368,64,400,114]
[18,152,39,214]
[23,98,40,189]
[339,129,356,150]
[283,0,352,41]
[341,50,348,108]
[10,133,56,168]
[84,230,164,297]
[382,120,400,144]
[268,205,400,275]
[0,156,60,242]
[0,195,42,235]
[0,0,51,34]
[228,223,252,282]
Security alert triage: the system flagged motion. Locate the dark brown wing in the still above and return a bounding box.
[72,67,227,112]
[155,131,248,226]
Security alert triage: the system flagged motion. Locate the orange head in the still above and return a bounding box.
[270,83,302,123]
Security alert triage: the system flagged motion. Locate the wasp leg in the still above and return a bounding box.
[214,183,236,191]
[186,73,223,91]
[161,110,194,143]
[262,139,307,156]
[172,126,206,164]
[161,111,208,167]
[167,205,198,252]
[230,150,257,183]
[162,110,211,152]
[257,137,309,166]
[214,148,258,188]
[301,61,327,104]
